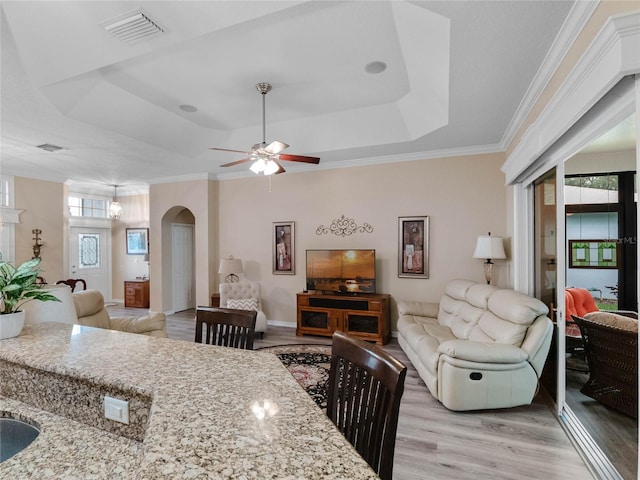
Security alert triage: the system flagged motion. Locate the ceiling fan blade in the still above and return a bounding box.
[278,153,320,164]
[210,147,252,154]
[265,140,289,155]
[220,158,252,167]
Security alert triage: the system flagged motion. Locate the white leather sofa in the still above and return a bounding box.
[397,279,552,411]
[219,281,267,335]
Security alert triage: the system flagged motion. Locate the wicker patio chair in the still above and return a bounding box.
[572,312,638,418]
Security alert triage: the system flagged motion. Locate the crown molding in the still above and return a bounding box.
[503,11,640,184]
[499,0,599,151]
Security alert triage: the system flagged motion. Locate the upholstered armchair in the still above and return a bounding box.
[219,281,267,336]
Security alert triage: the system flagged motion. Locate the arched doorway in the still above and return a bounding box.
[161,206,195,313]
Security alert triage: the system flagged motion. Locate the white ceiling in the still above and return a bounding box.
[0,0,589,195]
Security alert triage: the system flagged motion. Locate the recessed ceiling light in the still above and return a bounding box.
[179,105,198,113]
[365,61,387,74]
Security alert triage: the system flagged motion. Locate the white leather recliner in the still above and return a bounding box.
[219,281,267,336]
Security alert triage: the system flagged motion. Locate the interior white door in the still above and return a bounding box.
[69,227,111,300]
[172,224,194,312]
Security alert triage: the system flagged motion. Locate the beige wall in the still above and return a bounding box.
[149,179,218,312]
[112,193,150,301]
[218,153,507,329]
[14,177,65,283]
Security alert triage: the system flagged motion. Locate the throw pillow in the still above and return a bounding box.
[227,298,259,312]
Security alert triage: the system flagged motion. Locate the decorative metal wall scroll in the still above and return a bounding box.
[316,214,373,237]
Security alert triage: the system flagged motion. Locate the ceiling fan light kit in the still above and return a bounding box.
[211,82,320,176]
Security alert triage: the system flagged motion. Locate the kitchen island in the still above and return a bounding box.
[0,323,377,479]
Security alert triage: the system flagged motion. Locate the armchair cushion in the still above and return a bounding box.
[583,311,638,332]
[110,313,168,337]
[73,289,111,329]
[72,289,167,338]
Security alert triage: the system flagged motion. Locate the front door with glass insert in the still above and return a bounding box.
[69,227,111,300]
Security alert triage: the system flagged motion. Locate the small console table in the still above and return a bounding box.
[296,292,390,345]
[124,279,150,308]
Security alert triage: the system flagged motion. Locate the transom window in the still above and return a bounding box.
[69,196,108,218]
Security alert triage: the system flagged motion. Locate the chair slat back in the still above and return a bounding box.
[195,307,256,350]
[327,331,407,480]
[55,278,87,292]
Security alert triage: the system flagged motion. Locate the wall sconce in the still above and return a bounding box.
[32,229,43,259]
[472,232,506,285]
[218,256,243,283]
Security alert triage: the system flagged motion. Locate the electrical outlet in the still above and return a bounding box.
[104,396,129,424]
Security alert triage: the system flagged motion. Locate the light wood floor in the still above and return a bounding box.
[109,306,593,480]
[566,368,638,480]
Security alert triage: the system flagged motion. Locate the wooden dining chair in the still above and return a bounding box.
[195,307,257,350]
[55,278,87,292]
[327,331,407,480]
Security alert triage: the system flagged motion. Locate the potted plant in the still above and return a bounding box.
[0,257,60,339]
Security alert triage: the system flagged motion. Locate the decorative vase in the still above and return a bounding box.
[0,310,26,340]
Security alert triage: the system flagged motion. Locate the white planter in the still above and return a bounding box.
[0,310,26,339]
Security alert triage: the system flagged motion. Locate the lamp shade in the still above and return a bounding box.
[218,257,243,275]
[219,257,243,283]
[473,234,506,260]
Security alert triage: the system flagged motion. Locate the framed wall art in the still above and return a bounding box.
[398,216,429,278]
[273,221,295,274]
[126,228,149,255]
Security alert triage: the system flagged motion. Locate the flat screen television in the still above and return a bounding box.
[306,249,376,294]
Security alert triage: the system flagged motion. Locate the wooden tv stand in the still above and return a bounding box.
[296,292,390,345]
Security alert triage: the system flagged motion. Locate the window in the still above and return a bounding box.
[69,196,108,218]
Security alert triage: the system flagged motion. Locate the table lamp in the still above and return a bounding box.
[473,232,506,285]
[218,256,243,283]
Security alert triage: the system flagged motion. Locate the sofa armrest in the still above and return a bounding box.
[110,312,167,337]
[438,340,528,364]
[397,301,439,318]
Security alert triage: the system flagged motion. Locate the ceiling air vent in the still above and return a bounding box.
[104,12,164,45]
[36,143,65,152]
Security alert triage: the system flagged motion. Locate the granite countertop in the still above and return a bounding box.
[0,323,377,479]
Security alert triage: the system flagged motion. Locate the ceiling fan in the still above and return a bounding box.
[210,82,320,175]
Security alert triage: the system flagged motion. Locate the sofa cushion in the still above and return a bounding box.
[465,284,496,309]
[487,289,549,324]
[398,315,456,375]
[467,290,548,346]
[448,302,486,339]
[397,301,439,318]
[439,339,529,363]
[444,279,475,300]
[438,295,465,329]
[438,283,495,339]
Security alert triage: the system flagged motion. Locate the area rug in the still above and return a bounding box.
[260,344,332,409]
